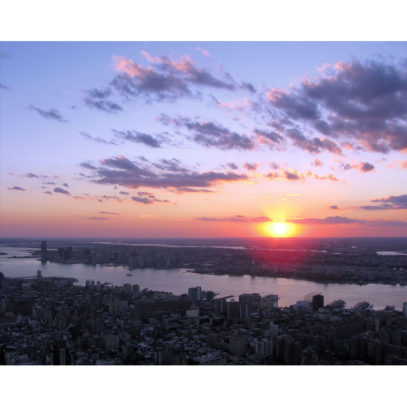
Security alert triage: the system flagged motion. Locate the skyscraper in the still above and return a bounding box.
[40,241,47,262]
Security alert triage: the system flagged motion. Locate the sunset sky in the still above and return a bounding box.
[1,42,406,238]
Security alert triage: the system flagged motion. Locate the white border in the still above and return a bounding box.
[1,0,406,40]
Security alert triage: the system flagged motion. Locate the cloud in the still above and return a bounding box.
[112,129,163,148]
[287,216,407,227]
[357,162,375,173]
[254,128,285,148]
[288,216,363,224]
[29,105,68,122]
[25,172,39,178]
[95,51,254,106]
[196,214,407,227]
[268,60,407,153]
[159,115,255,150]
[174,187,213,193]
[80,132,119,145]
[88,217,109,221]
[306,171,338,181]
[284,128,342,154]
[363,194,407,210]
[312,158,323,168]
[340,162,353,171]
[140,52,235,90]
[266,168,338,182]
[54,187,70,195]
[196,215,270,223]
[244,162,258,171]
[329,205,338,210]
[131,193,170,205]
[83,88,123,113]
[80,155,248,192]
[266,169,305,181]
[226,162,238,170]
[359,205,393,211]
[100,211,120,215]
[390,160,407,169]
[330,195,407,211]
[8,186,26,191]
[197,47,210,57]
[63,183,69,187]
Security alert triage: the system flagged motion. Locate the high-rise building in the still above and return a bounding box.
[188,286,202,302]
[312,294,324,311]
[403,302,407,318]
[40,241,47,262]
[226,301,240,321]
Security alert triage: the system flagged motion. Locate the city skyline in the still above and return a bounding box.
[1,42,407,238]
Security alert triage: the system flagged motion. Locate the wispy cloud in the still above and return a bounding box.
[54,187,70,195]
[131,191,170,205]
[158,114,255,150]
[80,132,119,145]
[196,214,407,227]
[83,88,123,113]
[8,186,26,191]
[88,216,109,221]
[196,215,270,223]
[29,105,68,122]
[112,129,164,148]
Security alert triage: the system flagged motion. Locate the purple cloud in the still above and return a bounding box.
[159,115,255,150]
[29,105,68,122]
[197,215,270,223]
[54,187,70,196]
[81,155,248,192]
[268,60,407,153]
[8,186,26,191]
[83,88,123,113]
[112,129,163,148]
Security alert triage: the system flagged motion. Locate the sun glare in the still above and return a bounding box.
[273,222,288,236]
[263,221,293,237]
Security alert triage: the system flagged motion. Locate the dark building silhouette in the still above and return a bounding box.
[312,294,324,311]
[40,240,47,262]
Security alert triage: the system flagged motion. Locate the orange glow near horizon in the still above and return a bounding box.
[262,221,296,237]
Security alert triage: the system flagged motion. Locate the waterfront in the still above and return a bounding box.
[1,246,406,310]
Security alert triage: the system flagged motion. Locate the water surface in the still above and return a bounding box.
[1,246,406,310]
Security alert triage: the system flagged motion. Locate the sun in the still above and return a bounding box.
[262,221,293,237]
[273,222,288,236]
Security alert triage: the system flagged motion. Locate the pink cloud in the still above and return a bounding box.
[389,160,407,169]
[197,47,210,57]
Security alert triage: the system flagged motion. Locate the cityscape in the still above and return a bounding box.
[1,41,407,366]
[0,239,406,365]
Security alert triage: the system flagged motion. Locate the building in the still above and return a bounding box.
[261,294,279,310]
[40,241,47,262]
[226,301,240,322]
[403,302,407,319]
[312,294,324,311]
[188,286,202,302]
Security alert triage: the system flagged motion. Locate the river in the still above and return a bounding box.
[1,246,406,310]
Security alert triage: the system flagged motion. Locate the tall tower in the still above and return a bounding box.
[40,241,47,262]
